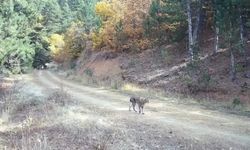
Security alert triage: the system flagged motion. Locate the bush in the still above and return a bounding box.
[48,34,65,63]
[232,98,242,109]
[84,68,93,77]
[49,22,86,64]
[47,87,71,106]
[183,62,215,94]
[64,22,86,60]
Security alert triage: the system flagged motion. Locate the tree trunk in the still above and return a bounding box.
[229,23,236,81]
[239,7,247,66]
[213,0,219,54]
[193,0,203,43]
[230,47,236,81]
[214,27,219,54]
[186,0,194,61]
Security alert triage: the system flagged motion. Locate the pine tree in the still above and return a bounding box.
[0,0,99,73]
[144,0,186,44]
[214,0,242,81]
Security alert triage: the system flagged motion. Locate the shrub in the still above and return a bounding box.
[64,22,86,59]
[49,22,86,64]
[183,62,215,94]
[47,87,71,106]
[84,68,93,77]
[232,98,242,109]
[48,34,65,63]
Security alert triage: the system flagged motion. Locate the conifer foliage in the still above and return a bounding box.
[0,0,98,73]
[0,0,249,81]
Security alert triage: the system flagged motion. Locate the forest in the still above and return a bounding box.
[1,0,250,149]
[0,0,249,75]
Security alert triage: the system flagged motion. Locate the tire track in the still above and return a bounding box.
[29,70,250,149]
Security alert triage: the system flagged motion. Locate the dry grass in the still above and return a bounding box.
[121,83,144,92]
[1,76,248,150]
[93,134,113,150]
[47,86,72,106]
[6,117,50,150]
[0,79,20,123]
[0,81,65,150]
[0,81,116,150]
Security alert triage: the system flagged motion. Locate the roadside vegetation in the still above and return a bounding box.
[0,79,113,150]
[0,0,250,112]
[1,75,249,150]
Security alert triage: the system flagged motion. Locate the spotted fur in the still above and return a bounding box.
[129,96,149,114]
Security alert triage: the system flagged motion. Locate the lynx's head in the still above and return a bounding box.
[142,97,149,104]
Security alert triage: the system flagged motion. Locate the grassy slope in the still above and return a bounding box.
[72,29,250,109]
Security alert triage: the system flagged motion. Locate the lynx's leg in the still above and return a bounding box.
[132,102,137,112]
[129,103,132,111]
[130,97,137,112]
[138,104,142,114]
[141,105,144,114]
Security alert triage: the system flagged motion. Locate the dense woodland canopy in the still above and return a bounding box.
[0,0,98,73]
[0,0,250,81]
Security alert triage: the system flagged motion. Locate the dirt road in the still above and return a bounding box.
[14,70,250,149]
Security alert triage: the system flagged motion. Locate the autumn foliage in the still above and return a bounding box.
[48,0,187,63]
[49,0,187,63]
[92,0,152,51]
[91,0,185,52]
[49,34,65,63]
[49,23,86,63]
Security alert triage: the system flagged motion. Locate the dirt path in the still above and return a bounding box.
[17,70,250,149]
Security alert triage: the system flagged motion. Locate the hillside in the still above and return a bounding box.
[69,29,250,109]
[1,0,250,149]
[43,0,250,107]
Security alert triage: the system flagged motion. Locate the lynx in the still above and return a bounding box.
[129,96,149,114]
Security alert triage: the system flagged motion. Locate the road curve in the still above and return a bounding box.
[27,70,250,149]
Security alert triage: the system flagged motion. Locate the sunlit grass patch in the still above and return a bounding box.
[121,83,145,92]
